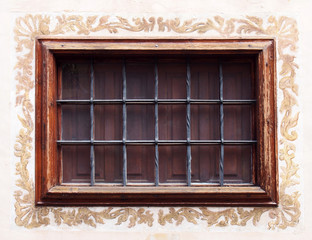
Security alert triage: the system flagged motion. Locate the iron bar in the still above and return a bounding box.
[57,140,92,144]
[57,100,91,104]
[57,140,257,145]
[219,63,224,186]
[56,99,257,105]
[155,61,159,186]
[222,100,257,104]
[90,60,95,186]
[56,56,259,188]
[122,59,127,186]
[250,145,253,184]
[223,140,257,144]
[186,59,192,186]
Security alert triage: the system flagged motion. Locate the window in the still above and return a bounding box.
[35,38,278,206]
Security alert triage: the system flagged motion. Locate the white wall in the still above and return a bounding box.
[1,0,312,239]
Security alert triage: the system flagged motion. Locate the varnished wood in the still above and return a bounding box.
[35,38,277,206]
[40,39,272,51]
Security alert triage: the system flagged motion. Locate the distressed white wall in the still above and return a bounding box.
[1,0,312,239]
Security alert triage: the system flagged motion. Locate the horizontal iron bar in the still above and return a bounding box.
[223,99,257,104]
[57,140,257,145]
[56,99,91,104]
[57,140,91,144]
[57,99,257,105]
[222,140,257,144]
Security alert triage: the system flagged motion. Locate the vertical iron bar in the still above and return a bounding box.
[250,145,253,184]
[122,58,127,186]
[90,59,95,186]
[186,59,192,186]
[154,61,159,186]
[219,63,224,186]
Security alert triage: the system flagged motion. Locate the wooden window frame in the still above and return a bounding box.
[35,38,278,206]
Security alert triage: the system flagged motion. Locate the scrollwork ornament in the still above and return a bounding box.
[14,15,300,229]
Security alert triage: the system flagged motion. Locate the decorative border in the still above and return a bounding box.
[13,15,300,229]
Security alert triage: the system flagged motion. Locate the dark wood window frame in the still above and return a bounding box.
[35,38,278,206]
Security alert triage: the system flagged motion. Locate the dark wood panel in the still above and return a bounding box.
[223,62,254,100]
[190,62,219,99]
[95,145,123,183]
[191,145,219,183]
[61,63,90,100]
[94,105,122,140]
[127,105,154,140]
[223,145,252,183]
[191,104,220,140]
[61,105,90,140]
[62,146,90,183]
[159,146,187,183]
[126,61,154,99]
[159,105,186,140]
[223,105,254,140]
[127,146,154,183]
[158,62,186,99]
[94,62,123,99]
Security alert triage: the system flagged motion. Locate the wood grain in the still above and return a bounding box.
[35,38,277,206]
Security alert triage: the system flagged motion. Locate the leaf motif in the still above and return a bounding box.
[214,16,224,27]
[87,16,97,26]
[99,16,109,24]
[13,14,300,230]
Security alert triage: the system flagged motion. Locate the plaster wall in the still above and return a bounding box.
[1,0,312,239]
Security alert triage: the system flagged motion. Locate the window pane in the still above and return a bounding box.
[94,62,122,99]
[224,145,252,183]
[94,105,122,140]
[191,145,219,183]
[95,145,123,183]
[62,105,90,140]
[223,62,254,99]
[191,104,220,140]
[127,105,154,140]
[224,105,254,140]
[127,146,154,183]
[159,146,187,183]
[62,145,90,183]
[61,63,90,100]
[159,105,186,140]
[158,61,187,99]
[191,62,219,99]
[126,61,154,99]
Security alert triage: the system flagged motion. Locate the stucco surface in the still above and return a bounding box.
[1,0,312,239]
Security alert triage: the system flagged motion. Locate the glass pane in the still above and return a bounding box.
[94,62,122,99]
[62,145,90,183]
[224,145,252,183]
[61,63,90,99]
[223,62,254,99]
[191,104,220,140]
[191,62,219,99]
[94,105,122,140]
[127,105,154,140]
[62,105,90,140]
[159,105,186,140]
[95,145,123,183]
[191,145,219,183]
[158,61,187,99]
[127,146,154,183]
[224,105,254,140]
[159,146,187,183]
[126,62,154,99]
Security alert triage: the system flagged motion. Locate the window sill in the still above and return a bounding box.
[36,185,277,207]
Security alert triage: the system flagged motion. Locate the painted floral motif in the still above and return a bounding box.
[14,15,300,229]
